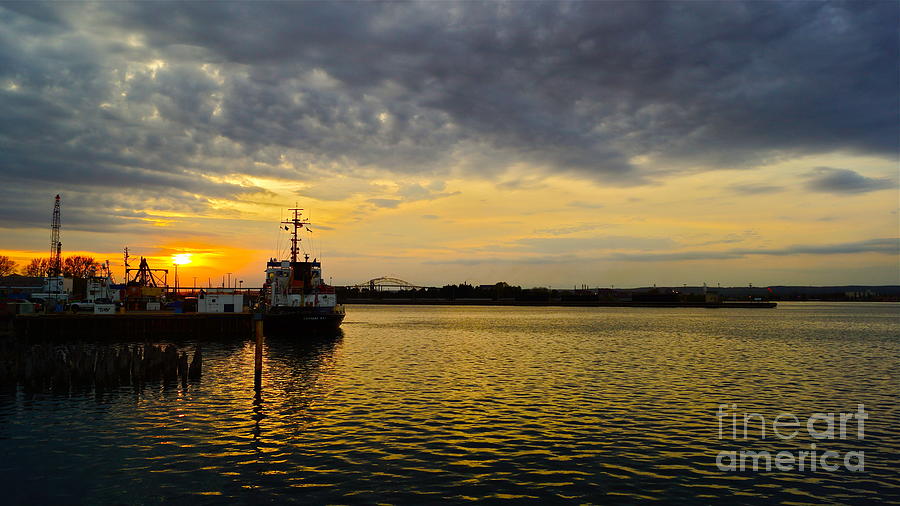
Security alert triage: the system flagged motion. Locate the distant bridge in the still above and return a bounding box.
[348,277,427,291]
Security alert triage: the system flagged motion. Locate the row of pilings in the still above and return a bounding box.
[0,342,202,392]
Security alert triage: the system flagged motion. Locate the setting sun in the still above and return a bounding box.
[172,253,192,265]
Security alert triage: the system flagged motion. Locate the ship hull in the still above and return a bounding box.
[263,309,344,337]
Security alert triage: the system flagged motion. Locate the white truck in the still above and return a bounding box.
[70,276,121,313]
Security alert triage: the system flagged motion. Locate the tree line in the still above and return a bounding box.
[337,282,570,302]
[0,255,101,278]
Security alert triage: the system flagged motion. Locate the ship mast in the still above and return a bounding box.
[282,208,310,263]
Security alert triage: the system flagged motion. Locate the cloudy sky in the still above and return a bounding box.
[0,1,897,287]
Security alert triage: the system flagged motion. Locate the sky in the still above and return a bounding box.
[0,1,897,288]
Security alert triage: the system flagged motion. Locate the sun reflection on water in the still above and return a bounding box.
[0,303,897,503]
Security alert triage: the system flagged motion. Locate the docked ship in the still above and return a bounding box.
[261,208,345,336]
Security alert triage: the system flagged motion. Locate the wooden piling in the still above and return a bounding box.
[0,343,203,391]
[188,347,202,380]
[254,313,264,391]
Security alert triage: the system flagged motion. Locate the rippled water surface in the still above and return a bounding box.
[1,303,898,503]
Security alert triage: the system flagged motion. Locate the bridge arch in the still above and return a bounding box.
[351,277,425,291]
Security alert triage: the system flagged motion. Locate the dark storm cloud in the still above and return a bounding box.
[0,1,897,231]
[0,179,231,235]
[804,167,895,194]
[115,0,896,166]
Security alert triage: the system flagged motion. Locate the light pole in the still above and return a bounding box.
[227,272,232,289]
[239,280,243,291]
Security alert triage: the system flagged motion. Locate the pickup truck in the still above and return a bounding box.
[70,298,116,313]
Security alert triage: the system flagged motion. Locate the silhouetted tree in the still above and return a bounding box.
[23,257,52,277]
[0,255,17,277]
[62,256,99,278]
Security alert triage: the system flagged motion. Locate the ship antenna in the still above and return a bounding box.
[282,207,309,263]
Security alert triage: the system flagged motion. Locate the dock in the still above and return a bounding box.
[12,312,253,341]
[9,301,777,341]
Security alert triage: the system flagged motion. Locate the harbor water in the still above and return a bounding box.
[1,302,898,503]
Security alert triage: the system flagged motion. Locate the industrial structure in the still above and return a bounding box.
[49,194,61,277]
[121,249,168,311]
[124,248,168,287]
[32,194,69,306]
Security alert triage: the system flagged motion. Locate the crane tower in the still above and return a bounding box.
[50,194,62,277]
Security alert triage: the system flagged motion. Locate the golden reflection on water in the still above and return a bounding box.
[0,303,897,503]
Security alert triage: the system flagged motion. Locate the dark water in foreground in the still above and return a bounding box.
[1,303,898,504]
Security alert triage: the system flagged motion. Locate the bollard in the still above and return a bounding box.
[253,313,264,391]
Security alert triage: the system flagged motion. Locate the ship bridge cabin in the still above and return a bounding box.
[265,258,336,308]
